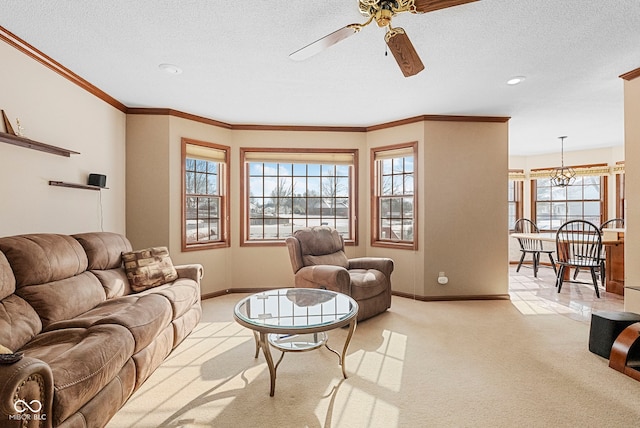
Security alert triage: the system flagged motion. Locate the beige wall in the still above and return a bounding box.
[366,122,425,297]
[365,120,510,298]
[423,120,509,297]
[0,39,126,236]
[126,115,509,299]
[125,115,171,248]
[624,76,640,312]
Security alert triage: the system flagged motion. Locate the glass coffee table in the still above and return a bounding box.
[233,288,358,396]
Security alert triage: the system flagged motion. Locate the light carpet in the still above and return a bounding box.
[107,294,640,428]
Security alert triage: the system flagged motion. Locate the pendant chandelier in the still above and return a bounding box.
[550,136,575,187]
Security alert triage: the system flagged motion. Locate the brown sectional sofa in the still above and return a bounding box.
[0,232,203,427]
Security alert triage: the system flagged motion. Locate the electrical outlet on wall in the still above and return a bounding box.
[438,272,448,285]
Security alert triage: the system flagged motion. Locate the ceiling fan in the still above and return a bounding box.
[290,0,479,77]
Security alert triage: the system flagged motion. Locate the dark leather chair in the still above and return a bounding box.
[285,226,393,321]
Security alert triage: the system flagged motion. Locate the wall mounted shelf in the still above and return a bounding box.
[49,181,107,191]
[0,131,80,157]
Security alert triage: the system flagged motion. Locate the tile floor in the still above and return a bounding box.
[508,263,625,323]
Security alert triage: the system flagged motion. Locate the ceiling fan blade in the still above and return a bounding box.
[412,0,479,14]
[385,28,425,77]
[289,25,360,61]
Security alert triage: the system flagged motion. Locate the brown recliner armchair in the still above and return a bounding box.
[285,226,393,321]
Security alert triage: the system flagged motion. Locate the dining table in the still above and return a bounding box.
[510,229,625,295]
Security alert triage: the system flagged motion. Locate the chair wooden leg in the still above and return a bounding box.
[600,260,606,288]
[590,267,600,298]
[573,267,580,280]
[547,253,557,275]
[556,266,565,291]
[516,252,526,272]
[533,252,539,277]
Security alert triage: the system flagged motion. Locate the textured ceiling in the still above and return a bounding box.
[1,0,639,155]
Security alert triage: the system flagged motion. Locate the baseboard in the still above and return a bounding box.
[202,288,510,302]
[392,290,510,301]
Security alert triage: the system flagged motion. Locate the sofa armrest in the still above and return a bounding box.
[295,265,351,295]
[348,257,394,277]
[175,264,204,283]
[0,356,54,427]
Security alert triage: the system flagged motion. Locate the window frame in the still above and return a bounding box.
[240,147,359,246]
[371,141,418,250]
[530,163,608,231]
[181,138,230,251]
[508,170,524,231]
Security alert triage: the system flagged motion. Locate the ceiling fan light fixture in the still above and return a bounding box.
[292,0,477,77]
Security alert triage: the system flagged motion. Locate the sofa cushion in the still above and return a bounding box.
[91,268,132,299]
[122,247,178,292]
[0,252,40,352]
[0,294,42,351]
[21,324,135,426]
[139,277,200,320]
[45,294,172,353]
[0,234,88,287]
[73,232,132,270]
[294,226,344,256]
[302,251,349,269]
[17,271,106,328]
[0,251,15,300]
[348,269,388,300]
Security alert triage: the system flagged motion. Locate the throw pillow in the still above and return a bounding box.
[122,247,178,292]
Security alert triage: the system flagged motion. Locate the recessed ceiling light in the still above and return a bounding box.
[507,76,526,85]
[158,63,182,75]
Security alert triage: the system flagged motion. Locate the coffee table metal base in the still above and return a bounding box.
[251,319,356,396]
[234,288,359,397]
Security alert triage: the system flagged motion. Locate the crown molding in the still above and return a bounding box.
[620,67,640,81]
[366,114,510,131]
[128,108,509,132]
[230,123,367,132]
[126,108,233,129]
[2,25,510,132]
[0,25,127,112]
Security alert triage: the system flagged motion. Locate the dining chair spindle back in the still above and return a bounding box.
[514,218,557,277]
[555,219,603,298]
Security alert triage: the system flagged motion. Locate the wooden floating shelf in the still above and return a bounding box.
[0,131,80,157]
[49,181,107,191]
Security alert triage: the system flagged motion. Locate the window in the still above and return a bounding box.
[508,170,524,230]
[241,148,357,244]
[371,142,417,249]
[533,170,606,231]
[182,138,230,250]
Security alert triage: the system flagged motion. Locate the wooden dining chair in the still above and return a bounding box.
[572,218,624,283]
[555,219,603,298]
[513,218,556,277]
